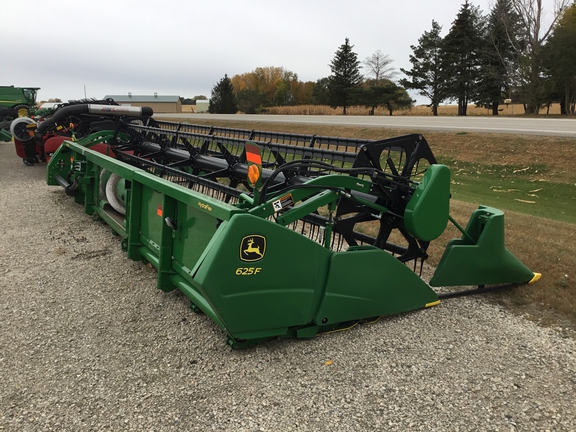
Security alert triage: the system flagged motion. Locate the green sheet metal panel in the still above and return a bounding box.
[430,206,535,286]
[316,247,439,325]
[139,188,164,256]
[191,214,332,340]
[0,129,12,141]
[171,201,221,275]
[404,164,450,242]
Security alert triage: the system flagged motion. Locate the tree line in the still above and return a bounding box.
[210,0,576,116]
[209,47,413,116]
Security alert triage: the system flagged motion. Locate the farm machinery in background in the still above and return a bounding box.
[31,110,539,348]
[0,85,40,118]
[2,98,156,165]
[0,85,41,144]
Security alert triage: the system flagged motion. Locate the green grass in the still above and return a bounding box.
[439,157,576,224]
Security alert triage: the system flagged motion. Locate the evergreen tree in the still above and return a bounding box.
[361,50,405,115]
[476,0,522,115]
[442,1,485,116]
[384,85,414,115]
[400,20,447,116]
[544,4,576,115]
[328,38,363,115]
[360,80,413,116]
[235,89,268,114]
[209,74,237,114]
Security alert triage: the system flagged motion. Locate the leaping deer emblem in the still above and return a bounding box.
[243,238,263,258]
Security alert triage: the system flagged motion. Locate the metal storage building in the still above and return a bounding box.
[196,100,209,113]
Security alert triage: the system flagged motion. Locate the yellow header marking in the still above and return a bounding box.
[425,300,441,308]
[529,273,542,284]
[198,202,212,212]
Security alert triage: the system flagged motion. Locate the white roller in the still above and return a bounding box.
[10,117,37,141]
[99,169,110,201]
[105,173,126,215]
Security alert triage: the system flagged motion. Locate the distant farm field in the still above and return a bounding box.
[158,115,576,331]
[264,103,563,116]
[181,103,566,116]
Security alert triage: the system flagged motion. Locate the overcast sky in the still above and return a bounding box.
[0,0,557,104]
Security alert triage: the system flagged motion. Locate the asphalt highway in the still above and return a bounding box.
[157,113,576,137]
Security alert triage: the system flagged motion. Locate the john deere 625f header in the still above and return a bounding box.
[44,108,540,348]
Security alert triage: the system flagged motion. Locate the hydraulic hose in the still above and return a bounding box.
[35,104,154,142]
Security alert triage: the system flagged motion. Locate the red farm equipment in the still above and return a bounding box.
[4,99,155,165]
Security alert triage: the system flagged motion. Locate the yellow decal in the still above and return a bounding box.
[240,235,266,262]
[425,300,441,308]
[235,267,262,276]
[198,201,212,212]
[529,273,542,284]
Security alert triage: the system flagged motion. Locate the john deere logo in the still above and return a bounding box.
[240,235,266,262]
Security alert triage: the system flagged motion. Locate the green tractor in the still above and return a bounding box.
[0,85,40,120]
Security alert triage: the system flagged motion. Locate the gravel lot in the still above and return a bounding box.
[1,140,575,431]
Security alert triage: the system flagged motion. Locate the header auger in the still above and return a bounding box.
[44,114,540,348]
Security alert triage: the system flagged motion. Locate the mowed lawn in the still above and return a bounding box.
[159,116,576,329]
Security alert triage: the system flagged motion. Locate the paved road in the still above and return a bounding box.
[157,113,576,137]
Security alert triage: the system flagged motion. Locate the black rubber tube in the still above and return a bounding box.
[35,104,153,141]
[36,105,92,139]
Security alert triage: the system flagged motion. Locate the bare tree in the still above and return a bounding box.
[363,50,397,82]
[502,0,570,113]
[510,0,567,41]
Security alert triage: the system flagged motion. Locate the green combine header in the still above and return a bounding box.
[0,85,40,118]
[0,85,41,142]
[42,108,539,348]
